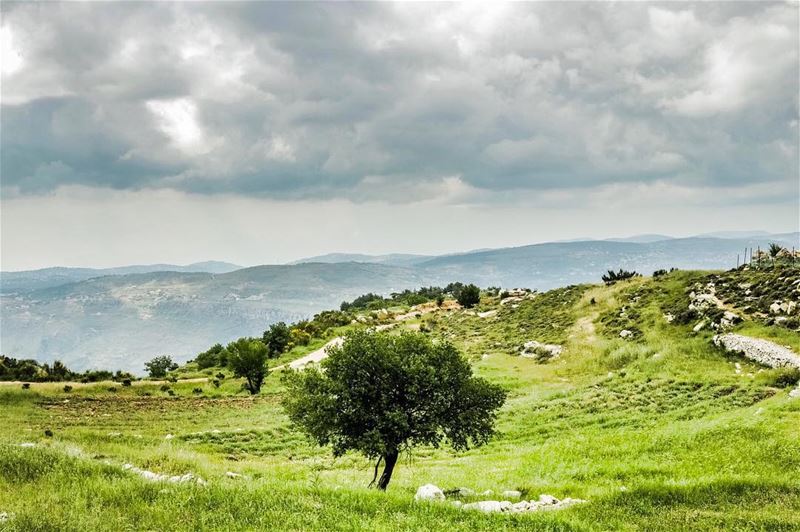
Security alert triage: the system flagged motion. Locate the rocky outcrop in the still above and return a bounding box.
[713,334,800,369]
[122,463,206,485]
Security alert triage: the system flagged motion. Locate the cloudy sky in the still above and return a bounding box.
[1,2,798,270]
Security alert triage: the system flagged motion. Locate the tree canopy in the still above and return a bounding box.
[227,338,269,394]
[144,355,178,378]
[456,283,481,308]
[282,330,506,490]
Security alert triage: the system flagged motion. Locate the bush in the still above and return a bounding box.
[144,355,178,378]
[212,379,221,388]
[167,389,176,396]
[63,385,73,393]
[21,383,30,390]
[107,386,117,393]
[192,387,203,395]
[602,269,640,285]
[769,367,800,388]
[456,284,481,308]
[263,322,292,357]
[160,384,170,392]
[195,343,226,369]
[122,379,132,387]
[216,372,225,380]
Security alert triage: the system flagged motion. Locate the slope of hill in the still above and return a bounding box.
[0,261,242,294]
[2,235,797,372]
[0,263,426,372]
[0,267,797,530]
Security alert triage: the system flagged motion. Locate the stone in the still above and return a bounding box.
[225,471,244,479]
[619,329,633,339]
[790,387,800,399]
[663,313,675,323]
[511,501,531,512]
[770,302,783,314]
[462,500,512,513]
[414,484,445,501]
[451,500,463,508]
[713,334,800,369]
[455,487,475,497]
[693,320,707,332]
[480,489,494,496]
[502,490,522,499]
[520,341,563,361]
[538,494,559,505]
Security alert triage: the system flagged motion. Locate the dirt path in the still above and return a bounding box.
[274,337,344,371]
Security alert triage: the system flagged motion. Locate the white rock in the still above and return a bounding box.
[663,313,675,323]
[164,434,174,440]
[17,442,35,448]
[713,334,800,369]
[693,320,707,332]
[478,310,497,319]
[225,471,243,479]
[502,490,522,499]
[414,484,445,501]
[451,500,463,508]
[462,500,512,513]
[456,487,475,496]
[511,501,531,512]
[481,489,494,496]
[538,494,559,505]
[790,387,800,398]
[520,341,563,360]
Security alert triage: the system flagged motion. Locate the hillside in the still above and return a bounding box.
[2,235,797,372]
[0,266,798,530]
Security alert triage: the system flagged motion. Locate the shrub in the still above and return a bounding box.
[216,372,225,380]
[107,386,117,393]
[167,389,176,396]
[263,322,292,357]
[192,387,203,395]
[44,429,53,437]
[602,269,640,285]
[160,384,170,392]
[769,367,800,388]
[122,379,132,387]
[63,385,73,393]
[456,284,481,308]
[144,355,178,378]
[212,379,221,388]
[21,383,30,390]
[653,269,668,278]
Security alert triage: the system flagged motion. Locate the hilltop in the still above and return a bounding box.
[1,265,798,530]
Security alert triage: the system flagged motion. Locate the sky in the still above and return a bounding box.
[1,1,798,271]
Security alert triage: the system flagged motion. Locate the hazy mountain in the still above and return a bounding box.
[605,234,674,243]
[2,234,798,373]
[0,261,242,294]
[289,253,432,267]
[0,263,425,372]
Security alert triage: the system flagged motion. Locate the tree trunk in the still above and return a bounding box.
[376,450,399,490]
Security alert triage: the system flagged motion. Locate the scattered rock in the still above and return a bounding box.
[451,500,463,508]
[693,320,707,332]
[713,334,800,369]
[414,484,445,501]
[663,313,675,323]
[790,387,800,399]
[619,329,633,339]
[481,489,494,496]
[0,512,10,523]
[462,500,513,513]
[502,490,522,499]
[520,341,563,362]
[455,487,475,497]
[538,494,559,505]
[164,434,174,440]
[225,471,245,479]
[17,442,35,448]
[122,463,206,485]
[478,310,497,319]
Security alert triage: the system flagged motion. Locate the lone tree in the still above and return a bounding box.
[227,338,269,394]
[282,330,506,490]
[768,243,785,258]
[144,355,178,378]
[263,322,292,358]
[456,284,481,308]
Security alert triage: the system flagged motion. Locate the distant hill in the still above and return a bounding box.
[288,253,432,267]
[2,233,798,372]
[605,234,674,243]
[0,261,242,294]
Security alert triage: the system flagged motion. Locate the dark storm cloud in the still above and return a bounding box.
[1,1,797,202]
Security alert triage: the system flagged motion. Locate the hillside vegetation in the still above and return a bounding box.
[1,266,799,530]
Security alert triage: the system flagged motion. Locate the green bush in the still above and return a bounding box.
[768,367,800,388]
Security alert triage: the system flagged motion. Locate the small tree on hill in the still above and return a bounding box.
[282,330,506,490]
[227,338,269,394]
[145,355,178,378]
[602,269,640,285]
[768,243,784,258]
[457,284,481,308]
[263,322,291,358]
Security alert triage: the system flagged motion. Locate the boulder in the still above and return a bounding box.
[520,341,563,361]
[692,320,707,332]
[619,329,633,339]
[538,494,559,505]
[790,387,800,399]
[414,484,445,501]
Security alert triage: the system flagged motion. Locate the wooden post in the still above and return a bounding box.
[736,254,740,268]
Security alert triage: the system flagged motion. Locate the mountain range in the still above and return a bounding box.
[1,232,797,372]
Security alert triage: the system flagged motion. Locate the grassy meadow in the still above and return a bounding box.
[1,269,799,531]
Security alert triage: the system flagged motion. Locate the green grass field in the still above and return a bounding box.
[1,269,799,531]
